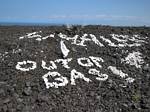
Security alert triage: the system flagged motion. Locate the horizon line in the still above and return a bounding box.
[0,22,149,27]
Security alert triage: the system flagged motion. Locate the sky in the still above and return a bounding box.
[0,0,150,26]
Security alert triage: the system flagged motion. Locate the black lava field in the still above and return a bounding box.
[0,25,150,112]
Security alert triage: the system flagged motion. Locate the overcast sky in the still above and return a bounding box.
[0,0,150,26]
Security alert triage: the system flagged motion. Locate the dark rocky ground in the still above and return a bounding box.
[0,25,150,112]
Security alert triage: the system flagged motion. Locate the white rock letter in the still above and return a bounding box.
[16,60,37,71]
[89,56,104,68]
[88,69,108,81]
[55,58,72,69]
[70,69,91,85]
[41,60,57,70]
[42,71,68,88]
[77,57,94,67]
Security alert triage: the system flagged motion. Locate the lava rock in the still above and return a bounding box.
[3,98,11,104]
[23,87,32,96]
[143,64,150,72]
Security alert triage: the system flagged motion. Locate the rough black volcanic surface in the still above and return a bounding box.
[0,25,150,112]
